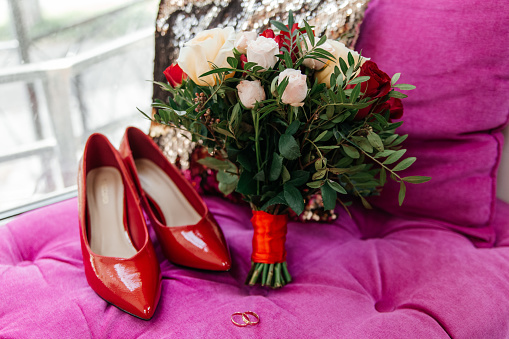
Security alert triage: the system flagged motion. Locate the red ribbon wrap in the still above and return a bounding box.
[250,211,288,263]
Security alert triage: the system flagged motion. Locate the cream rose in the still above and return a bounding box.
[315,40,368,88]
[177,27,235,86]
[301,37,335,70]
[278,68,308,107]
[246,36,279,70]
[237,80,266,109]
[235,31,257,54]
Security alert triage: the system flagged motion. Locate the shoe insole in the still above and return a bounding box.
[86,166,137,259]
[135,158,201,227]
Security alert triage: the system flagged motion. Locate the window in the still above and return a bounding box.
[0,0,158,219]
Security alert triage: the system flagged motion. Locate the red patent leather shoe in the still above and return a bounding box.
[119,127,231,271]
[78,133,161,320]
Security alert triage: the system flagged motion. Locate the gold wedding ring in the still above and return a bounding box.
[231,311,260,327]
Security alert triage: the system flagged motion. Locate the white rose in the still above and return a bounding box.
[278,68,308,107]
[237,80,266,109]
[177,27,236,86]
[235,31,258,54]
[315,40,368,88]
[301,37,335,70]
[246,36,279,70]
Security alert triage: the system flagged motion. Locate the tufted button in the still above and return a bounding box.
[374,300,395,313]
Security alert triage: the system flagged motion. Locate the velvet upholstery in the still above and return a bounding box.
[356,0,509,243]
[1,0,509,337]
[1,197,509,337]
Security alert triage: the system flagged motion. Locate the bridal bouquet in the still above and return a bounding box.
[143,12,430,288]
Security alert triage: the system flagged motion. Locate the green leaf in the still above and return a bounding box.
[199,67,235,78]
[391,73,401,85]
[237,152,254,172]
[388,91,408,99]
[284,184,305,215]
[304,20,315,46]
[214,127,235,138]
[279,134,301,160]
[348,76,370,85]
[269,153,284,181]
[197,157,231,171]
[270,20,290,32]
[343,145,360,159]
[312,169,326,180]
[354,137,373,153]
[398,181,406,206]
[393,157,416,171]
[393,84,416,90]
[261,192,287,211]
[321,182,337,210]
[402,176,432,184]
[383,149,406,165]
[314,130,328,143]
[338,57,348,75]
[306,180,324,188]
[374,149,395,158]
[347,52,355,66]
[253,170,265,181]
[287,170,309,186]
[286,120,300,135]
[350,83,361,103]
[315,157,325,170]
[217,171,239,195]
[236,171,257,195]
[326,105,334,119]
[380,167,387,186]
[360,195,373,209]
[227,56,238,68]
[282,166,291,184]
[327,179,347,194]
[367,132,384,152]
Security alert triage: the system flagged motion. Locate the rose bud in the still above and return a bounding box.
[237,80,266,109]
[235,31,258,54]
[278,68,308,107]
[301,36,335,70]
[246,36,280,70]
[163,63,187,87]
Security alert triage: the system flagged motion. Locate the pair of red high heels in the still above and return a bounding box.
[78,127,231,320]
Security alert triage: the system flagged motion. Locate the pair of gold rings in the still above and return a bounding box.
[231,311,260,327]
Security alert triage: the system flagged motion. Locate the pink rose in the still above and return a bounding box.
[235,31,257,54]
[237,80,266,109]
[246,36,279,70]
[278,68,308,107]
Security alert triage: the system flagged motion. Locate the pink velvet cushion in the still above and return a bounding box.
[1,198,509,337]
[356,0,509,243]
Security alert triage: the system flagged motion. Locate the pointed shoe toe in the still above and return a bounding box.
[78,133,162,320]
[119,127,231,271]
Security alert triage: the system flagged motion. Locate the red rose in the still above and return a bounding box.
[388,97,404,120]
[351,61,392,120]
[358,60,391,99]
[260,29,276,39]
[163,63,187,87]
[275,24,301,61]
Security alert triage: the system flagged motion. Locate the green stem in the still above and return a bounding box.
[261,264,269,286]
[282,262,292,283]
[266,264,275,286]
[251,109,262,195]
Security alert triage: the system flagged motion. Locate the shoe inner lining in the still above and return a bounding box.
[135,158,201,227]
[86,166,137,258]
